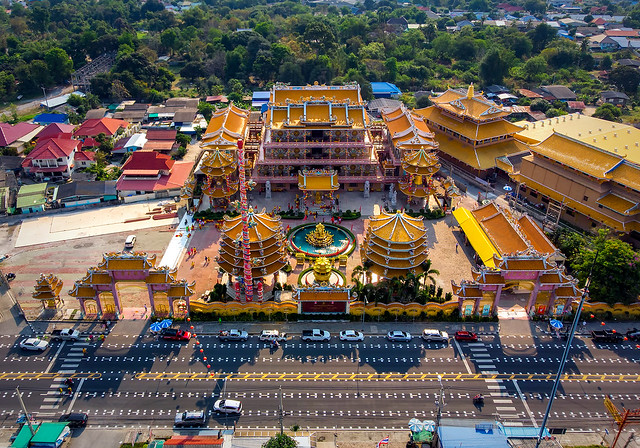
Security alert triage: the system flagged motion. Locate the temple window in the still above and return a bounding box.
[583,195,589,201]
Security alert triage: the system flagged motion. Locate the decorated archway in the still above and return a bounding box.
[69,252,195,319]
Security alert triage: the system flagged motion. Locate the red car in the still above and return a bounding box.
[160,328,192,341]
[454,331,478,342]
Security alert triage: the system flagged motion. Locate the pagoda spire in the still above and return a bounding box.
[467,83,474,99]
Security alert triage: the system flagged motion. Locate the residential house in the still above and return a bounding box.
[21,137,95,180]
[143,129,177,153]
[74,117,129,146]
[115,151,193,198]
[605,29,640,37]
[16,182,49,213]
[35,123,75,141]
[251,91,270,109]
[113,133,147,154]
[455,19,475,31]
[205,95,229,104]
[575,27,600,38]
[172,109,198,133]
[606,36,640,50]
[518,89,543,99]
[367,98,403,118]
[40,92,84,110]
[567,101,586,112]
[538,85,577,101]
[0,122,43,153]
[617,59,640,68]
[74,150,95,169]
[600,90,630,106]
[53,180,117,207]
[113,103,149,123]
[496,3,524,12]
[33,113,68,126]
[559,18,587,27]
[84,108,108,120]
[386,17,409,33]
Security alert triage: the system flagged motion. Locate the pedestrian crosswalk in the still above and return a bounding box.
[40,342,89,411]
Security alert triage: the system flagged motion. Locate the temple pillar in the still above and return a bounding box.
[147,285,156,312]
[111,281,122,318]
[184,296,190,316]
[79,299,86,319]
[265,181,271,199]
[458,296,464,314]
[547,290,558,316]
[526,282,541,314]
[95,293,103,318]
[168,298,174,317]
[473,296,481,315]
[492,284,504,314]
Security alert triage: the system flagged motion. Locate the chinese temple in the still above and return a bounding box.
[216,208,287,300]
[360,210,430,279]
[381,105,442,206]
[452,202,581,316]
[254,82,378,212]
[32,274,63,309]
[414,84,528,178]
[182,104,249,207]
[68,252,195,318]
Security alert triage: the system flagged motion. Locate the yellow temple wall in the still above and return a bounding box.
[349,301,459,318]
[190,299,298,316]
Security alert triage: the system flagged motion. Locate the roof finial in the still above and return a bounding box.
[467,83,474,99]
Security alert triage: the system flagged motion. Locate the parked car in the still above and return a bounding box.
[339,330,364,342]
[124,235,136,249]
[259,330,286,342]
[59,413,88,428]
[50,329,80,341]
[174,411,206,428]
[454,331,478,342]
[626,328,640,341]
[19,338,49,351]
[386,330,412,342]
[160,328,191,341]
[213,399,243,415]
[219,329,248,342]
[422,329,449,343]
[591,329,623,343]
[301,329,331,342]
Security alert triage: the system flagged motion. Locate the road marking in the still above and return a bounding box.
[66,378,85,414]
[44,341,66,374]
[453,339,472,374]
[513,379,537,428]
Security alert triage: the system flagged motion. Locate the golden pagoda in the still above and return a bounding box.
[184,104,249,205]
[414,84,527,178]
[381,105,441,203]
[216,208,287,279]
[360,210,430,279]
[33,273,63,309]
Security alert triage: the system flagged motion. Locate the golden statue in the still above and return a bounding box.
[312,257,332,283]
[306,223,334,248]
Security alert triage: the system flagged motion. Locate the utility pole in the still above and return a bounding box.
[435,375,445,431]
[16,386,35,436]
[535,252,599,448]
[278,385,284,435]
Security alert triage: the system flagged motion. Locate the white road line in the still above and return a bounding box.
[44,341,66,374]
[66,378,85,414]
[496,407,517,411]
[493,399,514,404]
[453,339,472,374]
[513,379,537,428]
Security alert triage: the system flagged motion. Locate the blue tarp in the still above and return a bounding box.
[438,423,510,448]
[498,423,551,439]
[370,82,401,98]
[33,113,68,125]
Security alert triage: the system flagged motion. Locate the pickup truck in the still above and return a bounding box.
[591,329,623,343]
[50,329,80,341]
[301,329,330,342]
[219,329,248,342]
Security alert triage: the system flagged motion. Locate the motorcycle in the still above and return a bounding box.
[5,273,15,281]
[473,394,484,404]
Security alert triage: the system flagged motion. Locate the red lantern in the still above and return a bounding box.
[203,357,207,361]
[190,326,194,329]
[601,322,606,326]
[193,333,197,337]
[207,364,211,369]
[590,314,595,318]
[200,349,204,353]
[187,318,191,322]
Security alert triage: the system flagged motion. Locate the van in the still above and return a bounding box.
[259,330,286,342]
[124,235,136,249]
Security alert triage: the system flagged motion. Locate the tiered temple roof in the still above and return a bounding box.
[382,105,439,152]
[217,209,287,279]
[201,104,249,149]
[32,273,63,302]
[360,210,430,278]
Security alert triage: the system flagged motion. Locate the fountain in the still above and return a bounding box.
[305,223,334,248]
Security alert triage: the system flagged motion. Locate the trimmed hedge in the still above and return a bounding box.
[333,209,361,220]
[194,209,239,221]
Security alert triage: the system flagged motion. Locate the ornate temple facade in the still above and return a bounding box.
[360,210,430,279]
[415,85,528,178]
[216,208,287,300]
[68,252,195,318]
[183,104,249,208]
[254,83,380,212]
[452,202,580,317]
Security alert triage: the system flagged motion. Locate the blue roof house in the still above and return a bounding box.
[252,91,270,109]
[33,113,69,125]
[437,423,511,448]
[371,82,402,99]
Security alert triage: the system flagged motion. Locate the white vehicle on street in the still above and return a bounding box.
[259,330,286,342]
[339,330,364,342]
[301,329,331,342]
[19,338,49,351]
[219,329,249,342]
[386,330,412,342]
[421,329,449,343]
[214,399,243,414]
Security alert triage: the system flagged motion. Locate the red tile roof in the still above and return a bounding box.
[146,129,177,140]
[74,118,129,137]
[121,150,174,173]
[567,101,586,110]
[36,123,75,141]
[605,29,640,37]
[0,122,41,146]
[74,151,95,161]
[518,89,543,99]
[22,138,82,168]
[116,160,193,192]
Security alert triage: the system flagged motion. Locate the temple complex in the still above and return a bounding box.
[32,274,63,309]
[415,85,528,178]
[452,202,580,316]
[360,210,430,279]
[183,104,249,208]
[254,82,379,212]
[216,208,287,300]
[381,106,441,206]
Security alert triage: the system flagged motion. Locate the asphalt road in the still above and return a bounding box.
[0,330,638,432]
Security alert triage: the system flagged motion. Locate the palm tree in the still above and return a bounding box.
[418,259,440,291]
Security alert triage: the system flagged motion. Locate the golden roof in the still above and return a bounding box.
[452,207,499,268]
[494,256,552,271]
[611,163,640,192]
[68,284,96,298]
[97,253,156,271]
[429,85,511,121]
[517,215,557,254]
[298,170,339,191]
[397,182,435,198]
[416,106,523,141]
[516,113,640,165]
[146,270,177,284]
[297,289,350,302]
[220,208,284,243]
[381,105,438,151]
[181,174,196,198]
[401,149,441,175]
[471,203,529,255]
[366,210,427,243]
[597,193,639,215]
[270,83,363,105]
[167,280,196,298]
[451,280,483,298]
[204,177,238,198]
[471,270,504,284]
[200,150,236,176]
[538,272,564,284]
[201,103,248,148]
[79,270,112,285]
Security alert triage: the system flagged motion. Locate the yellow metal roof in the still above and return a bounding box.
[200,150,235,171]
[402,149,440,172]
[516,113,640,165]
[471,203,529,255]
[597,193,639,215]
[366,210,427,243]
[429,86,510,121]
[298,170,339,191]
[452,208,499,268]
[271,84,362,105]
[609,162,640,192]
[517,215,557,254]
[416,106,523,141]
[201,104,248,147]
[435,133,529,171]
[220,209,283,243]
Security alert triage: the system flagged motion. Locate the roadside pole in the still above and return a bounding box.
[16,386,35,436]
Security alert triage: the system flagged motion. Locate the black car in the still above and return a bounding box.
[626,328,640,341]
[60,412,88,428]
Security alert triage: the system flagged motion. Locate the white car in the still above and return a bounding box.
[339,330,364,342]
[386,330,412,342]
[213,399,243,414]
[19,338,49,351]
[422,329,449,343]
[219,329,248,342]
[259,330,286,342]
[124,235,136,249]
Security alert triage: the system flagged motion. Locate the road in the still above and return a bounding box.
[0,330,638,432]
